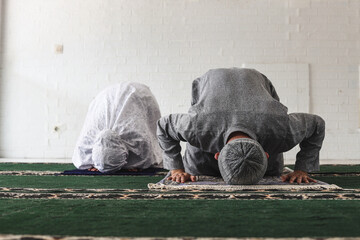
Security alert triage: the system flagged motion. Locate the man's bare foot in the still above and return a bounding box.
[88,167,99,172]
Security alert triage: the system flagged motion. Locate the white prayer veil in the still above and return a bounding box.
[92,129,128,173]
[72,82,162,172]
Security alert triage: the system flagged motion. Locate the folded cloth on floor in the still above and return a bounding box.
[61,168,166,176]
[148,170,342,191]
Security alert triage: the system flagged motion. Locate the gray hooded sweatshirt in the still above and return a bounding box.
[157,68,325,176]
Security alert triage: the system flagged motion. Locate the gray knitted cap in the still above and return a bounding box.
[218,138,267,185]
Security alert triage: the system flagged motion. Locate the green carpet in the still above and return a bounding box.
[315,164,360,173]
[287,164,360,173]
[0,163,360,238]
[0,199,359,238]
[1,174,360,189]
[0,175,163,189]
[0,163,73,171]
[315,176,360,189]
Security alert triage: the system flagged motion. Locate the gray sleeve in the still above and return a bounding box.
[157,114,196,170]
[287,113,326,172]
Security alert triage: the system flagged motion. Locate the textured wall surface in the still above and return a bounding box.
[0,0,359,162]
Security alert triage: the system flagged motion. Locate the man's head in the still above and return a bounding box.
[217,137,268,185]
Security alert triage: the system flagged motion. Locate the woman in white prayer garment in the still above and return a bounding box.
[72,82,163,173]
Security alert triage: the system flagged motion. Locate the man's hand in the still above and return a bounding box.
[281,170,317,184]
[168,169,196,183]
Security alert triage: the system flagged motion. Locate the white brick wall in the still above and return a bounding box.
[242,63,310,113]
[0,0,359,163]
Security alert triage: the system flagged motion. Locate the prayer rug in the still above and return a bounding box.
[148,171,342,191]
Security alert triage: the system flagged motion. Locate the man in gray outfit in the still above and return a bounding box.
[157,68,325,184]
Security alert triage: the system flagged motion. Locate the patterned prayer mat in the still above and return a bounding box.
[1,192,360,200]
[148,173,342,191]
[1,186,358,193]
[1,187,359,200]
